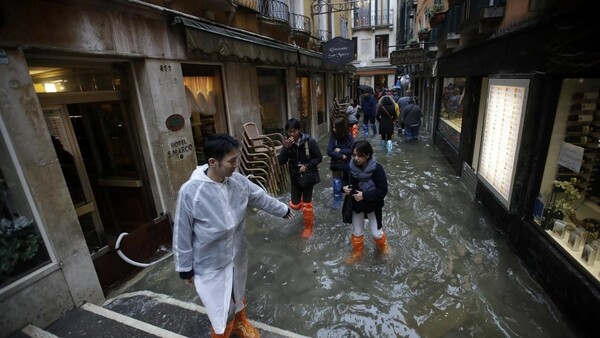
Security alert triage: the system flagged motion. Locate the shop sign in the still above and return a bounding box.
[167,138,193,160]
[390,49,425,66]
[323,37,354,65]
[558,141,584,173]
[166,114,185,131]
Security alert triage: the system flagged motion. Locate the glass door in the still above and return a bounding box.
[44,106,106,255]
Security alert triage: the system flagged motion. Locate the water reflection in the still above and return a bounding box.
[244,133,577,337]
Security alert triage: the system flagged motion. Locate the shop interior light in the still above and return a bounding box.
[478,79,530,210]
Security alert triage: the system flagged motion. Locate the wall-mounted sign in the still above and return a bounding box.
[166,114,185,131]
[390,49,425,65]
[167,138,193,160]
[323,37,354,65]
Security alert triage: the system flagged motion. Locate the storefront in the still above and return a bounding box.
[0,1,352,334]
[434,11,600,334]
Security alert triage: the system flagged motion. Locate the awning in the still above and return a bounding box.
[174,16,321,67]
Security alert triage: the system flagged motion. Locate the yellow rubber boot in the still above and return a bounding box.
[374,233,391,256]
[301,202,314,238]
[232,307,260,338]
[345,234,364,264]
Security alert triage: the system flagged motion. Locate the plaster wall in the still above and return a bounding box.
[0,47,104,335]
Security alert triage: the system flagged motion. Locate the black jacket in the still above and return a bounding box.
[278,133,323,174]
[343,162,388,213]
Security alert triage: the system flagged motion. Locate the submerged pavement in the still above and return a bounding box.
[106,131,583,337]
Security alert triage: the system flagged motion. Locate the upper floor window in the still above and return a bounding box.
[375,35,389,58]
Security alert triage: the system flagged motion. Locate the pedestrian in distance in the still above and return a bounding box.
[396,89,413,135]
[173,133,294,338]
[327,117,354,208]
[279,118,323,238]
[346,99,359,138]
[376,95,398,152]
[360,90,377,137]
[342,139,391,264]
[400,95,422,142]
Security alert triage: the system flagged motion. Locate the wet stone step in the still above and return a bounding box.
[44,303,170,337]
[104,291,304,338]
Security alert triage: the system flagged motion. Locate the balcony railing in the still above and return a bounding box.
[444,5,462,36]
[290,13,311,34]
[235,0,259,12]
[353,10,394,28]
[318,29,332,42]
[259,0,289,24]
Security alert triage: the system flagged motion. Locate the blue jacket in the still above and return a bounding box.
[361,95,376,118]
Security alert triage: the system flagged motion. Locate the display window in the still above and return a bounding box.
[257,68,288,135]
[315,73,326,126]
[438,77,466,149]
[537,78,600,282]
[0,125,51,288]
[296,73,312,133]
[182,64,227,164]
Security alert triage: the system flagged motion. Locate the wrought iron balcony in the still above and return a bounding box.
[290,13,311,34]
[318,29,332,42]
[258,0,290,24]
[353,10,394,29]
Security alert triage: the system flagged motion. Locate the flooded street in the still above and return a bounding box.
[112,132,580,337]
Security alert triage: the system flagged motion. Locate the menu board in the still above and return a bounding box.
[478,79,529,210]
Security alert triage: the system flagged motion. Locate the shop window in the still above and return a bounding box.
[438,77,466,149]
[182,65,227,164]
[296,74,311,133]
[375,35,389,58]
[537,78,600,281]
[30,66,123,93]
[0,130,51,288]
[257,68,288,135]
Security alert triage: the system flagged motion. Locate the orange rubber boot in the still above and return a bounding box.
[352,124,358,138]
[211,320,234,338]
[232,307,260,338]
[374,233,391,256]
[345,234,364,264]
[301,202,314,238]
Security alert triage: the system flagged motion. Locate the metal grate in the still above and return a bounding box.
[461,162,477,200]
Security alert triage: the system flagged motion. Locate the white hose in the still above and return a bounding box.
[115,232,171,268]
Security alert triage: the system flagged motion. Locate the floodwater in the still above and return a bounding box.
[111,132,580,337]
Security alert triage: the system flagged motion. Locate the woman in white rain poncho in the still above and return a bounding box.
[173,133,293,337]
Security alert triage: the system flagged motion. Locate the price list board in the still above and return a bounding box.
[479,79,529,209]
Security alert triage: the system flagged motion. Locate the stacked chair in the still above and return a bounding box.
[238,122,288,195]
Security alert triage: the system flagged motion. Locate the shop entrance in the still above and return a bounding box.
[43,100,155,258]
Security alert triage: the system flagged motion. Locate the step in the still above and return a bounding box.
[44,302,182,337]
[104,291,308,338]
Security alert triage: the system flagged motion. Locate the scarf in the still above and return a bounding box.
[349,156,377,193]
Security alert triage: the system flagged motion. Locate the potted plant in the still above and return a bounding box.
[541,178,581,230]
[428,0,446,28]
[0,215,41,275]
[418,28,430,42]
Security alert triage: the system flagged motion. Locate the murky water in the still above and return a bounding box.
[111,132,580,337]
[243,133,578,337]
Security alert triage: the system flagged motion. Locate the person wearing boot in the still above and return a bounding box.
[173,133,294,338]
[279,118,323,238]
[376,95,398,152]
[361,90,377,137]
[342,140,391,263]
[327,118,354,208]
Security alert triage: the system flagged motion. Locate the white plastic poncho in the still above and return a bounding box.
[173,164,288,333]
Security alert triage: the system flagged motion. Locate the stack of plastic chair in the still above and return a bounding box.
[241,122,287,194]
[238,147,279,194]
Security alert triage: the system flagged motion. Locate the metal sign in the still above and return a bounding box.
[323,37,354,65]
[390,49,425,65]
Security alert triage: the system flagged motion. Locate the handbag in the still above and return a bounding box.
[342,194,353,223]
[295,170,320,188]
[329,159,346,171]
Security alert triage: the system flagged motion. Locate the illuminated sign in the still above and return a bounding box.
[478,78,530,210]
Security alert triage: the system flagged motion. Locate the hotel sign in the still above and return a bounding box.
[390,48,425,65]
